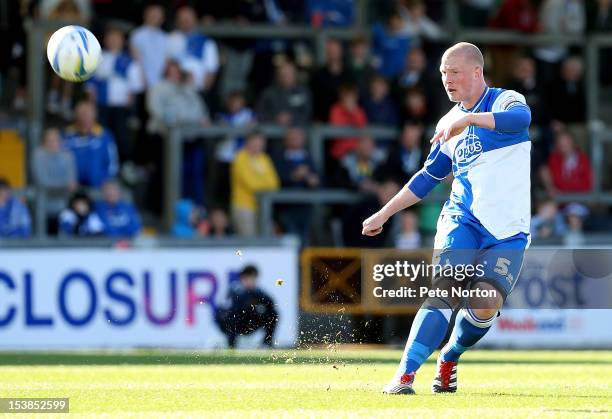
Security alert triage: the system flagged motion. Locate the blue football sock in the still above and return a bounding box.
[398,306,452,375]
[441,308,495,362]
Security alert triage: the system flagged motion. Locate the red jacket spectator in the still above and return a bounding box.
[329,84,367,159]
[489,0,541,32]
[547,132,593,192]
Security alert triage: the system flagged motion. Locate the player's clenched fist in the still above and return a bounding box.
[362,212,388,236]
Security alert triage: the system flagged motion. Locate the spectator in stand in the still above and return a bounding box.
[541,131,594,195]
[0,178,31,238]
[488,0,541,32]
[398,0,445,44]
[399,87,431,125]
[546,56,586,125]
[533,0,585,85]
[58,190,104,237]
[587,0,612,84]
[95,179,141,238]
[333,135,385,193]
[32,128,77,235]
[342,178,400,247]
[167,6,220,93]
[530,198,567,240]
[363,74,399,127]
[86,26,144,162]
[329,83,368,160]
[306,0,355,27]
[311,38,349,122]
[129,3,168,89]
[372,13,412,79]
[395,210,422,249]
[231,130,279,237]
[347,35,377,99]
[257,61,312,127]
[393,47,441,118]
[375,121,425,185]
[564,202,589,246]
[62,100,119,188]
[207,207,232,238]
[273,127,319,244]
[148,60,211,205]
[460,0,497,27]
[213,90,257,208]
[171,199,207,238]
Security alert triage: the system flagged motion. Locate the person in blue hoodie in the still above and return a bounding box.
[62,100,119,188]
[172,199,199,237]
[0,178,31,238]
[95,179,142,238]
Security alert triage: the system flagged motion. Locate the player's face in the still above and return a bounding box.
[440,55,477,103]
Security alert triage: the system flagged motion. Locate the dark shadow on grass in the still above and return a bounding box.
[0,352,611,366]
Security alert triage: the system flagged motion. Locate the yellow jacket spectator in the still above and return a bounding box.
[231,131,279,236]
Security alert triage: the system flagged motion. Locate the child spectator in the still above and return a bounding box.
[0,178,31,238]
[231,130,280,237]
[395,210,422,249]
[334,135,385,192]
[62,100,119,188]
[32,128,77,234]
[329,83,368,160]
[171,199,207,238]
[59,190,104,237]
[95,179,142,237]
[530,199,567,240]
[564,202,589,247]
[363,74,399,127]
[376,121,425,184]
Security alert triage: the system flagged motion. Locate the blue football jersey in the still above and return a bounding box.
[411,87,531,240]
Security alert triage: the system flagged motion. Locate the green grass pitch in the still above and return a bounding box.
[0,350,610,418]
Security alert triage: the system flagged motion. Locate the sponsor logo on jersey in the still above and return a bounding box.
[454,132,482,172]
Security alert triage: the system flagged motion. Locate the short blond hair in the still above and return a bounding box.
[442,42,484,68]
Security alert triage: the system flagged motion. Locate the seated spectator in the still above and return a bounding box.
[257,61,312,126]
[395,210,421,249]
[375,121,425,184]
[564,202,589,247]
[311,38,349,121]
[148,60,211,205]
[372,13,412,79]
[171,199,207,238]
[0,178,31,238]
[231,130,280,237]
[488,0,541,32]
[363,74,399,127]
[167,6,219,93]
[460,0,497,27]
[214,265,278,348]
[587,0,612,32]
[59,190,104,237]
[530,199,567,240]
[62,100,119,188]
[394,47,441,117]
[541,131,593,194]
[506,56,548,126]
[273,127,319,244]
[342,179,400,247]
[307,0,355,27]
[329,83,368,160]
[213,90,257,207]
[399,88,431,125]
[334,135,385,193]
[207,207,232,238]
[398,0,445,43]
[545,56,586,125]
[347,35,377,99]
[95,179,141,238]
[32,128,77,235]
[86,26,144,162]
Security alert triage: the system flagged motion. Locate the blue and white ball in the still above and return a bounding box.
[46,25,101,82]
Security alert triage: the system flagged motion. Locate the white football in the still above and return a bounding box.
[47,25,101,82]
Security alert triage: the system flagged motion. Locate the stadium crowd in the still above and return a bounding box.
[0,0,611,246]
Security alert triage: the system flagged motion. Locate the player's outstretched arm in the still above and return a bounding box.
[362,187,421,236]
